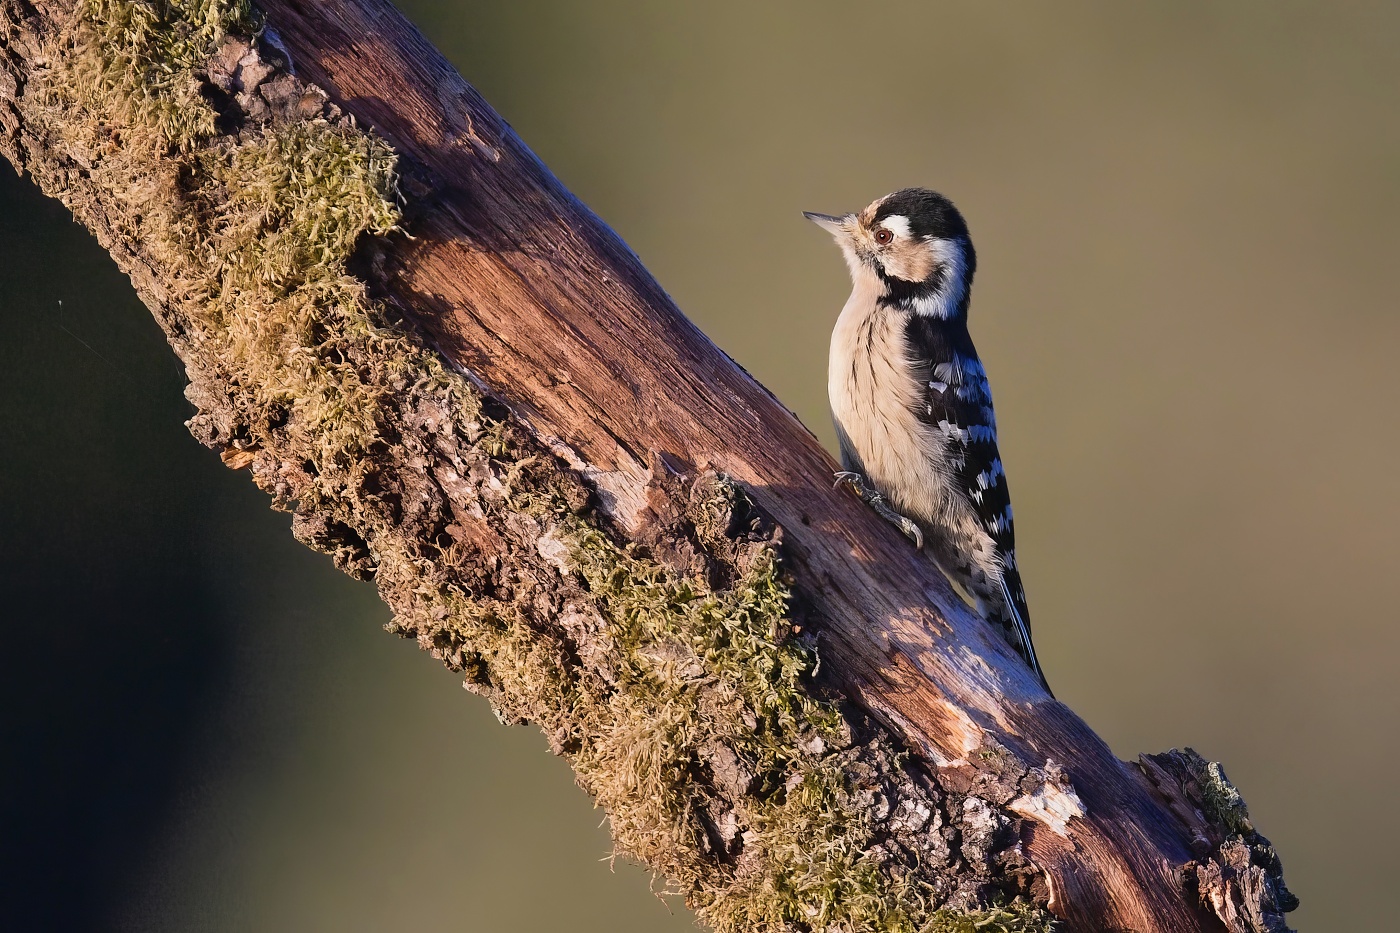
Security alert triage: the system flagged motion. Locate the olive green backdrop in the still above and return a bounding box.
[2,2,1396,930]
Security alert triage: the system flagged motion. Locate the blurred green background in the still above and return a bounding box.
[3,1,1397,930]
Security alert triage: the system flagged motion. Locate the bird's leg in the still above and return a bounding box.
[833,471,924,550]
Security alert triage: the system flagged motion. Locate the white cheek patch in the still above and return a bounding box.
[909,237,970,319]
[879,215,912,239]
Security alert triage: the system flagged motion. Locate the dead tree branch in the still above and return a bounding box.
[0,1,1295,930]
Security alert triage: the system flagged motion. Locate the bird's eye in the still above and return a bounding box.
[874,228,893,245]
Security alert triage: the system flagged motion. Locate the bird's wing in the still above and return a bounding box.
[906,318,1046,682]
[906,322,1018,564]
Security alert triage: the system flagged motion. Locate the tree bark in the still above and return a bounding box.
[0,1,1295,931]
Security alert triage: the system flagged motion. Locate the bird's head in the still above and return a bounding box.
[805,187,977,320]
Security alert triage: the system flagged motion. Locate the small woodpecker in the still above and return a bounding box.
[806,188,1051,694]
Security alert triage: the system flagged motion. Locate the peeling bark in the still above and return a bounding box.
[0,2,1295,931]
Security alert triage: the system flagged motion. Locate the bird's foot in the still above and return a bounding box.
[833,471,924,549]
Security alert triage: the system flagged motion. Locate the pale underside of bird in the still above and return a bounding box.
[805,187,1051,695]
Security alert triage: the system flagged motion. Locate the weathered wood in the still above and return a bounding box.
[0,0,1295,930]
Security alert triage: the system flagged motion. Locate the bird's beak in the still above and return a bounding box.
[803,211,854,238]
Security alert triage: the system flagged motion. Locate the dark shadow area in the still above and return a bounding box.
[0,167,234,931]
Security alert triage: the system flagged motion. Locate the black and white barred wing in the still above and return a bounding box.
[912,333,1046,686]
[922,354,1018,572]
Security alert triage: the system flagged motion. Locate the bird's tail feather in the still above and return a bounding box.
[1000,576,1053,697]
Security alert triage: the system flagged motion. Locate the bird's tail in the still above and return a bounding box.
[1000,574,1053,697]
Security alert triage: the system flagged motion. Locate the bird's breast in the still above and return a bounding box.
[828,298,947,524]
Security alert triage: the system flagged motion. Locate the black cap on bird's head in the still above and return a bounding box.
[805,187,977,319]
[872,188,972,242]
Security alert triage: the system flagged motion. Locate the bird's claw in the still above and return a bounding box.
[833,470,864,491]
[889,513,925,550]
[832,470,924,550]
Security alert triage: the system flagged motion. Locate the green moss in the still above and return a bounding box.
[922,903,1056,933]
[1194,754,1253,837]
[18,2,1057,931]
[564,519,904,930]
[414,478,927,930]
[66,0,257,146]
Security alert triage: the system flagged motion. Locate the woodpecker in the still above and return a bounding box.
[805,188,1050,694]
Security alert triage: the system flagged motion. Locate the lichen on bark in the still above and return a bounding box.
[0,0,1058,929]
